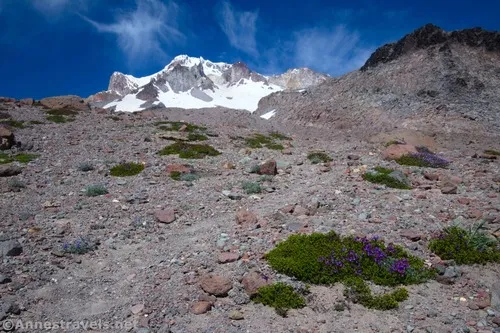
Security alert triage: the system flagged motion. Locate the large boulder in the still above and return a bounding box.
[0,126,14,150]
[382,144,417,160]
[39,95,89,111]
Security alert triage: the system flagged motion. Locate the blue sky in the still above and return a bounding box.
[1,0,499,99]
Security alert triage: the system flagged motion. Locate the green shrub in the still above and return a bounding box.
[77,162,94,172]
[187,133,208,141]
[46,115,74,123]
[269,132,292,140]
[110,162,144,177]
[159,142,221,159]
[265,232,434,310]
[85,184,108,197]
[46,108,78,116]
[252,283,306,316]
[307,151,332,164]
[242,181,262,194]
[362,167,412,190]
[170,171,199,182]
[266,142,284,151]
[249,164,261,174]
[245,134,273,148]
[170,171,182,180]
[29,120,45,125]
[429,222,500,265]
[484,149,500,156]
[155,121,206,132]
[258,175,274,183]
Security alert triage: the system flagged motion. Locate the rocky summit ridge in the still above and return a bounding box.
[256,24,500,141]
[87,55,328,112]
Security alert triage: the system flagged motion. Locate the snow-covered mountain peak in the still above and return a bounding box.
[90,55,329,112]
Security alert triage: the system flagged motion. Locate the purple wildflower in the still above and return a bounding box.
[390,259,410,276]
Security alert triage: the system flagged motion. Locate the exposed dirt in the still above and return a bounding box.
[0,103,499,333]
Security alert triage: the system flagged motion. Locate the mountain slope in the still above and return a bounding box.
[256,24,500,137]
[88,55,328,112]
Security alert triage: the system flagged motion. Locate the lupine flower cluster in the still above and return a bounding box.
[318,236,417,284]
[396,146,450,168]
[62,237,95,254]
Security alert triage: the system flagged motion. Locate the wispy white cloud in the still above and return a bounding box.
[31,0,88,17]
[216,1,258,58]
[290,25,373,75]
[83,0,185,65]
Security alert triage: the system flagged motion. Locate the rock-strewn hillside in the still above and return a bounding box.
[256,24,500,139]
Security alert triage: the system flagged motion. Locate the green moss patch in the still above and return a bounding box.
[307,151,332,164]
[484,149,500,156]
[187,133,208,141]
[46,115,74,123]
[170,171,200,182]
[110,162,144,177]
[0,153,39,164]
[362,167,412,190]
[46,108,78,116]
[252,283,306,316]
[429,223,500,265]
[159,142,221,159]
[265,232,434,310]
[0,119,25,128]
[155,121,206,132]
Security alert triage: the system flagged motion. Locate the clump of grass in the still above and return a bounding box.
[307,151,332,164]
[362,166,412,190]
[85,184,108,197]
[110,162,144,177]
[29,120,45,125]
[395,146,450,168]
[484,149,500,156]
[155,121,206,132]
[46,108,78,116]
[266,142,284,150]
[159,142,221,159]
[107,116,121,121]
[265,232,434,310]
[249,164,261,174]
[244,132,288,150]
[0,152,13,164]
[269,132,292,140]
[429,222,500,265]
[77,162,94,172]
[242,181,262,194]
[252,283,306,317]
[0,153,39,164]
[187,133,208,141]
[1,119,25,128]
[46,114,74,123]
[62,237,95,254]
[14,153,39,163]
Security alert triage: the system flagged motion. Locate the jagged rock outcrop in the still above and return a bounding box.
[361,24,500,70]
[269,68,328,90]
[39,95,90,111]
